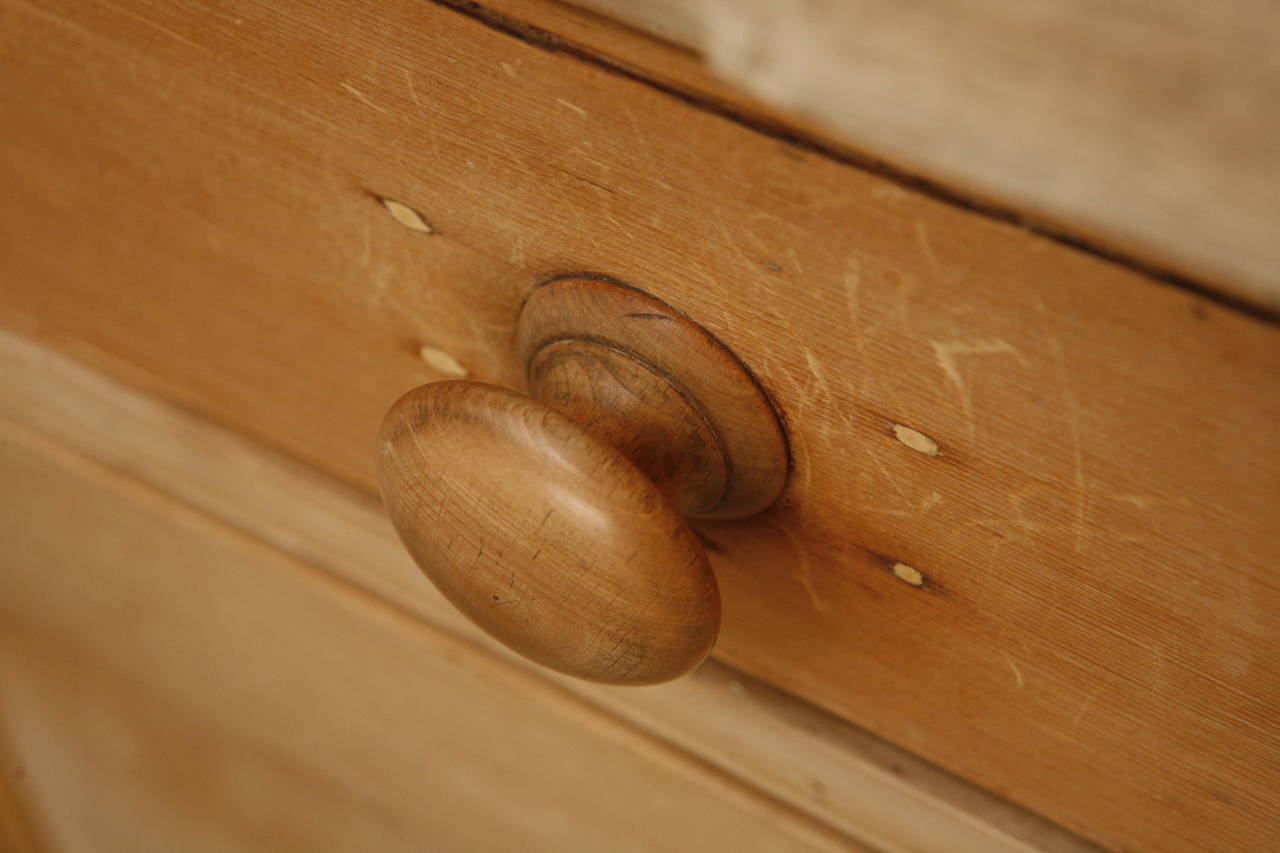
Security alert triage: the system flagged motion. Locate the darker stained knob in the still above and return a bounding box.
[377,277,787,685]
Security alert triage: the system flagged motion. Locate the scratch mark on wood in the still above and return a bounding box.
[841,257,873,398]
[99,0,210,55]
[853,490,942,518]
[1003,652,1026,688]
[340,82,388,114]
[562,170,616,195]
[790,429,815,509]
[865,269,919,336]
[969,486,1146,561]
[1034,299,1088,553]
[915,220,941,269]
[840,256,907,414]
[556,97,588,118]
[870,451,911,503]
[403,69,423,108]
[1071,687,1102,733]
[930,339,1026,439]
[715,222,777,298]
[767,518,827,613]
[803,349,832,400]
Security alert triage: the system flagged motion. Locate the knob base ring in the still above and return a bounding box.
[517,275,789,519]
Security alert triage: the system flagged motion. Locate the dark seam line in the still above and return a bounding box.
[423,0,1280,325]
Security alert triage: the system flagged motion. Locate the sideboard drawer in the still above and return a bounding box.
[0,419,844,852]
[2,1,1277,850]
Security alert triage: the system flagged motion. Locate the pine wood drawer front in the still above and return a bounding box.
[2,1,1277,851]
[0,421,845,853]
[0,328,1101,853]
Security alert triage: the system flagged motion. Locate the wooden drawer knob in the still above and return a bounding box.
[377,277,788,684]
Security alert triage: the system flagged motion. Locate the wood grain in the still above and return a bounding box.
[2,0,1278,850]
[378,379,720,684]
[0,417,853,853]
[564,0,1280,308]
[0,324,1103,853]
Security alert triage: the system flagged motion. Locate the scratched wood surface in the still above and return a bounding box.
[0,418,857,853]
[562,0,1280,309]
[0,325,1101,853]
[1,1,1278,851]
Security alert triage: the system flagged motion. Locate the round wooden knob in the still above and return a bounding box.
[377,277,787,685]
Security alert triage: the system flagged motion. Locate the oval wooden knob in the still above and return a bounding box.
[377,277,787,685]
[379,380,718,684]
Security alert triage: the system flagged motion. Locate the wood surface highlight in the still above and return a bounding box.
[1,0,1277,849]
[378,380,720,684]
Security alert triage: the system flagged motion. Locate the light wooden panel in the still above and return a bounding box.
[0,419,853,853]
[565,0,1280,308]
[1,1,1278,850]
[0,326,1099,853]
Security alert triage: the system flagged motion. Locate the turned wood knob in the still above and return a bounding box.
[377,277,787,685]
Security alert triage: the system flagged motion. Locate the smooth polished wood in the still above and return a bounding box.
[529,337,728,514]
[0,418,852,853]
[2,1,1279,849]
[378,380,719,684]
[519,276,790,519]
[0,325,1101,853]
